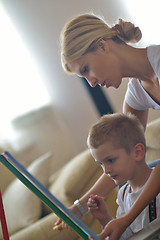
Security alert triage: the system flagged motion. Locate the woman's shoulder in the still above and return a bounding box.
[147,44,160,57]
[124,78,147,110]
[147,44,160,79]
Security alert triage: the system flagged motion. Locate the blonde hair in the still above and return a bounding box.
[60,13,142,73]
[87,113,146,153]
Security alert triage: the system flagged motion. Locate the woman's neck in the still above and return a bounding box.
[118,44,157,82]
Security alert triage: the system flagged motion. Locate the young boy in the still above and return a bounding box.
[87,113,160,240]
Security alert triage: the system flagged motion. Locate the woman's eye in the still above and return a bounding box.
[83,66,89,74]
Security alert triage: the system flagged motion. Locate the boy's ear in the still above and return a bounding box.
[134,143,145,161]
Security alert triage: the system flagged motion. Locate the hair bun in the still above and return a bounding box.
[113,19,142,43]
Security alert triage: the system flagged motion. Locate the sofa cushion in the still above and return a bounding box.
[0,152,53,239]
[145,118,160,149]
[48,149,103,203]
[146,148,160,163]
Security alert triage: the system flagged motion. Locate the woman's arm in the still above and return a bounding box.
[124,160,160,221]
[78,173,116,212]
[123,101,148,130]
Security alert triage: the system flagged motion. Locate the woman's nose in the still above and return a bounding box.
[104,165,112,175]
[86,77,98,88]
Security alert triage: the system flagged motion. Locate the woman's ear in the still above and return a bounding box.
[134,143,145,161]
[99,40,110,52]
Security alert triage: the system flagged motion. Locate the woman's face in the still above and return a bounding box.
[68,42,123,89]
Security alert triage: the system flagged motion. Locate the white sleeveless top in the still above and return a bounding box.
[116,181,160,240]
[124,45,160,110]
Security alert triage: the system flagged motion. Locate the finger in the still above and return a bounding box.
[53,220,70,231]
[88,198,96,204]
[90,195,104,200]
[53,222,63,231]
[90,194,96,200]
[98,232,116,240]
[98,229,110,240]
[62,222,69,229]
[87,200,98,209]
[88,235,94,240]
[88,205,99,210]
[87,203,99,210]
[55,218,62,225]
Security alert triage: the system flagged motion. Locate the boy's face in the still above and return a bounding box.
[90,141,137,186]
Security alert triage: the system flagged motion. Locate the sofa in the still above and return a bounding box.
[0,118,160,240]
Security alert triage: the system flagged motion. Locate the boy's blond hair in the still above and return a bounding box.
[87,113,146,153]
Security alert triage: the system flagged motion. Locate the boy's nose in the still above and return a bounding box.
[104,165,112,175]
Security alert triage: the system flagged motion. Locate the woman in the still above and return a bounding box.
[56,13,160,239]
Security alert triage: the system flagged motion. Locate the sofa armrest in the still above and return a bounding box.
[10,212,80,240]
[10,209,101,240]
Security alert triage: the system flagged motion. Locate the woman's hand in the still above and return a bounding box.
[97,216,129,240]
[88,217,127,240]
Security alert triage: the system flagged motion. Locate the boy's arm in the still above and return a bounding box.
[98,161,160,240]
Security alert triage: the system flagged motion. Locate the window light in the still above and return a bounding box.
[0,3,50,138]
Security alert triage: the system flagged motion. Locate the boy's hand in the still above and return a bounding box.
[54,204,82,230]
[87,194,112,226]
[54,218,70,230]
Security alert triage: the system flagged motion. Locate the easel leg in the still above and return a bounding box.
[0,191,9,240]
